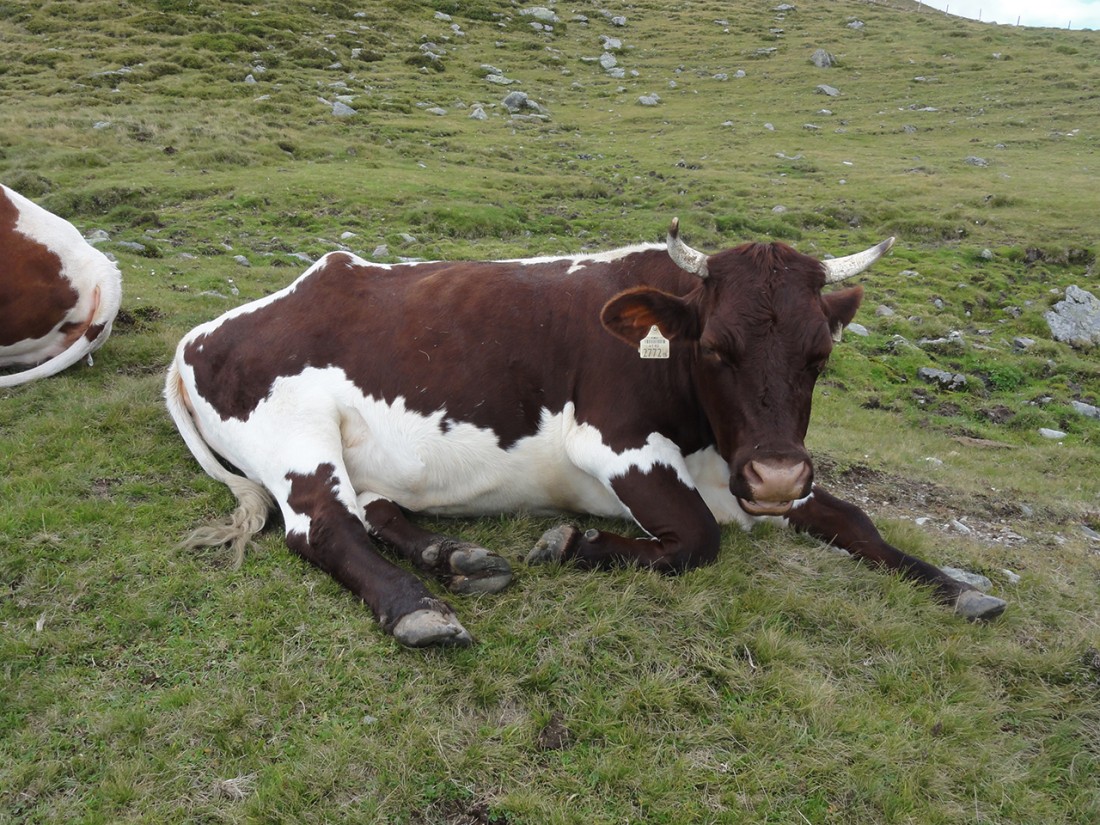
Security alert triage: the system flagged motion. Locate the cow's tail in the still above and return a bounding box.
[164,357,275,569]
[0,267,122,388]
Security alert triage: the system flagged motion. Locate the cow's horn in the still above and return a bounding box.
[822,237,895,283]
[667,217,709,279]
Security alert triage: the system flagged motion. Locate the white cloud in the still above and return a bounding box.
[917,0,1100,29]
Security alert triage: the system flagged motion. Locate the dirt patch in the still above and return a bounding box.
[813,456,1036,547]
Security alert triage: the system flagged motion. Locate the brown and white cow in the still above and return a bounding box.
[165,220,1006,646]
[1,183,122,388]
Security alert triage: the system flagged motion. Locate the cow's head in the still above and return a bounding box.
[602,219,893,517]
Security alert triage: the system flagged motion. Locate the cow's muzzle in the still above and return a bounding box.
[737,459,812,517]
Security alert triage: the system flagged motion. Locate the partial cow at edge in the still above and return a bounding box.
[0,183,122,388]
[165,219,1006,648]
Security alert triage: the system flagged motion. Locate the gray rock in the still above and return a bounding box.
[1001,569,1022,585]
[599,52,618,70]
[289,252,314,264]
[599,35,622,50]
[116,241,147,253]
[469,105,488,120]
[611,15,627,26]
[816,84,840,96]
[85,229,111,244]
[847,20,865,29]
[1071,400,1100,419]
[810,48,835,68]
[941,566,992,591]
[1082,525,1100,542]
[964,156,989,167]
[372,244,389,258]
[485,74,516,85]
[332,101,357,117]
[520,6,559,23]
[917,367,968,390]
[980,248,994,260]
[233,255,250,267]
[1045,285,1100,348]
[503,91,540,113]
[1012,337,1035,350]
[1039,428,1066,440]
[847,322,869,337]
[875,305,895,317]
[638,93,661,106]
[425,107,447,116]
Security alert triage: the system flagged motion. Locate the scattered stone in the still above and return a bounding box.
[331,101,357,117]
[816,84,840,97]
[289,252,314,264]
[1045,285,1100,348]
[85,229,111,244]
[1001,569,1021,585]
[610,15,627,26]
[764,122,775,131]
[772,205,787,213]
[875,305,895,317]
[734,69,746,78]
[116,241,147,253]
[1012,337,1035,350]
[372,244,389,258]
[774,3,797,11]
[502,91,541,113]
[810,49,835,68]
[1038,428,1066,440]
[980,248,993,260]
[599,35,623,51]
[520,6,559,23]
[244,74,257,84]
[232,255,250,267]
[399,233,417,245]
[469,104,488,120]
[964,156,989,167]
[925,456,943,466]
[941,566,991,591]
[93,121,112,130]
[638,93,661,106]
[917,367,968,390]
[599,52,617,70]
[425,107,447,116]
[847,20,865,29]
[1071,400,1099,419]
[1082,525,1100,542]
[902,124,917,134]
[847,323,869,337]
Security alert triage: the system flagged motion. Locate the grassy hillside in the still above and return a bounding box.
[1,1,1098,823]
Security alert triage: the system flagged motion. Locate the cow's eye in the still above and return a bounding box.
[700,343,724,362]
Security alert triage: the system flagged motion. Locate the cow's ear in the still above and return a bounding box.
[822,285,863,343]
[601,287,700,346]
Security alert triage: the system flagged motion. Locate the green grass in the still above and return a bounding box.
[2,0,1099,822]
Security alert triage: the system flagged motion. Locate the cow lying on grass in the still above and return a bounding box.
[1,183,121,388]
[165,219,1006,647]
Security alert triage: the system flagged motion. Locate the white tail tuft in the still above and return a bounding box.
[165,358,275,568]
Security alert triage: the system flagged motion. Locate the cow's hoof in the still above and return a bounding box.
[527,524,579,564]
[954,589,1007,621]
[392,608,473,648]
[447,545,513,595]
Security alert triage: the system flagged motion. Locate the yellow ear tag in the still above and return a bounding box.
[639,325,670,359]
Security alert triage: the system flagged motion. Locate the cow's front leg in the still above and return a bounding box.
[362,498,513,594]
[786,486,1006,620]
[528,465,721,574]
[282,464,472,647]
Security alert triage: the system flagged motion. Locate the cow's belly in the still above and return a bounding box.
[338,394,631,518]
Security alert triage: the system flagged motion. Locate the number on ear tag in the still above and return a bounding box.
[639,325,670,359]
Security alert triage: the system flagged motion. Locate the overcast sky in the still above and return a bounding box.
[917,0,1100,28]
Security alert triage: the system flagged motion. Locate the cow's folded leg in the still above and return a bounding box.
[785,486,1007,620]
[283,465,472,647]
[362,499,512,594]
[528,466,721,574]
